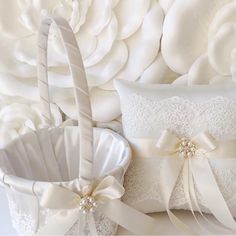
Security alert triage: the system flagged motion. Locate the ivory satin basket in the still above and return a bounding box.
[0,16,131,235]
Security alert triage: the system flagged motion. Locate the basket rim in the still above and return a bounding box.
[0,127,131,194]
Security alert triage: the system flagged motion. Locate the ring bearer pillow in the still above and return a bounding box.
[0,15,135,236]
[115,79,236,233]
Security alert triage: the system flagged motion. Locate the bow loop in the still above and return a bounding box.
[38,176,126,235]
[40,176,124,211]
[156,130,217,158]
[38,175,161,235]
[192,132,217,153]
[156,130,180,153]
[92,176,125,201]
[40,184,80,210]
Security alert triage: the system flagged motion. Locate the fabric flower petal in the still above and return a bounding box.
[14,35,37,66]
[83,0,114,35]
[159,0,175,14]
[57,88,121,122]
[0,73,38,100]
[162,0,231,74]
[0,95,62,148]
[0,42,36,78]
[208,1,236,40]
[115,0,150,40]
[172,74,188,85]
[188,54,217,84]
[0,0,30,38]
[139,54,179,84]
[0,0,165,123]
[87,41,128,87]
[115,1,164,81]
[76,29,97,59]
[84,14,118,67]
[208,22,236,75]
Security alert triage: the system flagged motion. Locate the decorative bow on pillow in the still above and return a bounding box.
[156,130,236,233]
[38,176,160,235]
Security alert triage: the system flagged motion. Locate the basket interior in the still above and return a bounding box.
[0,127,130,183]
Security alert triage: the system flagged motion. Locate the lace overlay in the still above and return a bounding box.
[8,199,36,235]
[122,94,236,214]
[122,94,236,140]
[8,200,117,236]
[66,212,117,236]
[123,157,236,214]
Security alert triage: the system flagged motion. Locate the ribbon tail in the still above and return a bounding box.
[160,157,197,235]
[189,159,205,217]
[78,211,86,235]
[37,209,79,235]
[166,209,198,235]
[183,160,199,224]
[87,213,98,235]
[186,159,213,234]
[192,157,236,231]
[100,199,161,235]
[165,160,197,235]
[189,159,229,234]
[183,159,194,214]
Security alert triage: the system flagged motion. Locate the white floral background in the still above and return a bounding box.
[0,0,235,147]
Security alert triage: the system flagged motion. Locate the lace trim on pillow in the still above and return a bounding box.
[122,94,236,140]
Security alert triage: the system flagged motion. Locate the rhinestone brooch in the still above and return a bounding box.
[79,196,98,214]
[178,137,196,158]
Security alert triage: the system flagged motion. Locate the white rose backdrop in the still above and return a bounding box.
[162,0,236,84]
[0,0,164,121]
[0,0,235,146]
[0,95,62,147]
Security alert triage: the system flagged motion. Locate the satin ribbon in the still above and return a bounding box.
[134,130,236,233]
[37,175,161,235]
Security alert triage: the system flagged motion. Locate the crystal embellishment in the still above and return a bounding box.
[79,196,98,214]
[178,137,196,158]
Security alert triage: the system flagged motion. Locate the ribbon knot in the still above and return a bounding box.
[79,196,98,214]
[156,129,217,158]
[37,175,162,235]
[38,176,125,235]
[178,137,197,158]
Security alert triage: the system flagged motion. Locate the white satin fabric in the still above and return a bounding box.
[115,79,236,101]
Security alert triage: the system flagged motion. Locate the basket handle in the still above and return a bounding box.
[37,16,94,187]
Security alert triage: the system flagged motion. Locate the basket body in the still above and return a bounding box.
[0,127,131,235]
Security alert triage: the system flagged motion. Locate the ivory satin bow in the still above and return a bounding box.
[37,176,160,235]
[156,130,236,233]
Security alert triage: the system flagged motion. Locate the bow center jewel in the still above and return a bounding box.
[79,196,98,214]
[178,137,196,158]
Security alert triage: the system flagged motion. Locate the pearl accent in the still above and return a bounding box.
[178,137,196,158]
[79,196,98,214]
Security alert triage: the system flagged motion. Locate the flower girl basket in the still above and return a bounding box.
[0,16,136,235]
